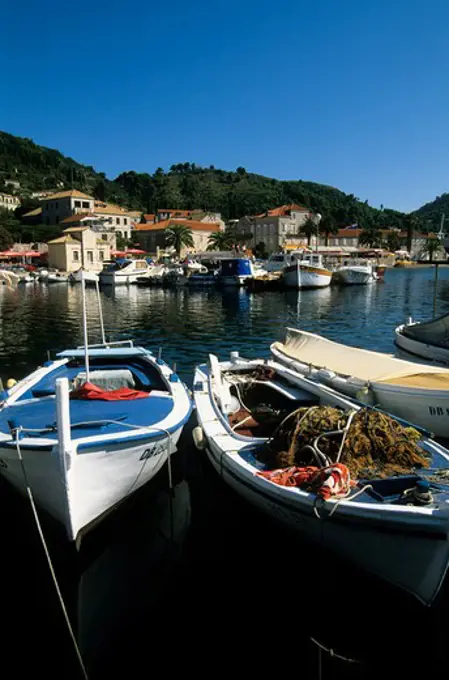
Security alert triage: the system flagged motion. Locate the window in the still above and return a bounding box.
[102,234,108,241]
[82,201,89,209]
[124,218,127,225]
[74,201,81,208]
[55,202,58,209]
[116,218,120,225]
[99,251,104,261]
[117,231,122,238]
[46,218,50,225]
[55,216,59,224]
[87,251,93,263]
[73,251,80,262]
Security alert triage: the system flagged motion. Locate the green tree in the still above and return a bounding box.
[93,179,106,201]
[404,214,419,254]
[301,217,318,246]
[0,226,13,249]
[359,226,383,248]
[319,214,338,246]
[384,231,401,253]
[420,236,443,262]
[207,231,232,251]
[165,224,194,256]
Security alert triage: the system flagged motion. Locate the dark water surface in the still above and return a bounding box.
[1,267,449,678]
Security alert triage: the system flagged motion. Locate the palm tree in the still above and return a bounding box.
[319,215,338,246]
[403,214,419,254]
[165,224,194,256]
[359,226,383,248]
[207,231,233,251]
[301,217,318,246]
[420,236,442,262]
[384,231,401,253]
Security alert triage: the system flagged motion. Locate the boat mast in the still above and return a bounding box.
[95,279,106,345]
[81,271,90,382]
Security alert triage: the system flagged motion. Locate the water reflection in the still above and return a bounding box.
[2,267,449,383]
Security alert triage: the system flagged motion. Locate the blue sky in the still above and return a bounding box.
[2,0,449,212]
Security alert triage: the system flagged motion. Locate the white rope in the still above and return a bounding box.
[13,429,88,680]
[336,409,358,463]
[313,484,373,519]
[310,637,361,664]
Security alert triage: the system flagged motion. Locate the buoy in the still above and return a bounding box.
[6,378,17,389]
[192,426,207,450]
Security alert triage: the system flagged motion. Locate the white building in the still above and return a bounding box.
[237,204,313,251]
[0,192,21,211]
[41,190,95,225]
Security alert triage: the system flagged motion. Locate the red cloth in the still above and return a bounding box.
[257,463,354,499]
[71,382,150,401]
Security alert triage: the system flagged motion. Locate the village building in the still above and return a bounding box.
[41,190,95,225]
[134,219,221,256]
[47,226,111,272]
[0,192,21,211]
[237,204,314,251]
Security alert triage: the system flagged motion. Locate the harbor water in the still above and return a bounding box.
[1,266,449,678]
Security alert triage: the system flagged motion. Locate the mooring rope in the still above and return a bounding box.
[13,428,88,680]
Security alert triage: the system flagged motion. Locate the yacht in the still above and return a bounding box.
[99,258,152,285]
[332,259,374,285]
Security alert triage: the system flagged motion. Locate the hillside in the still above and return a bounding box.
[413,194,449,231]
[0,130,409,229]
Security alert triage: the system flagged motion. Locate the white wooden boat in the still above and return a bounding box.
[332,260,374,285]
[271,328,449,438]
[193,353,449,604]
[69,269,99,284]
[395,315,449,366]
[0,277,191,542]
[100,258,152,285]
[47,272,69,283]
[283,253,332,289]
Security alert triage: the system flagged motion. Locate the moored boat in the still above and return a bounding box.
[69,269,99,284]
[283,253,332,289]
[395,314,449,366]
[47,272,69,283]
[219,258,254,286]
[271,327,449,438]
[332,260,374,285]
[100,258,152,285]
[0,278,192,542]
[193,352,449,604]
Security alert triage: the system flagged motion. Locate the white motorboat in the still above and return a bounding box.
[0,270,20,286]
[69,269,99,285]
[271,327,449,438]
[0,279,192,542]
[283,253,332,289]
[395,314,449,366]
[100,258,152,285]
[193,352,449,604]
[47,272,69,283]
[332,260,374,285]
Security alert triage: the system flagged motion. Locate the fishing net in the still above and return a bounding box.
[260,405,430,479]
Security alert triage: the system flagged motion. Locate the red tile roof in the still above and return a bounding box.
[61,212,96,224]
[135,219,220,233]
[255,204,309,218]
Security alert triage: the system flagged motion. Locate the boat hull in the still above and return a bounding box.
[283,264,332,289]
[395,324,449,366]
[205,438,449,604]
[0,427,183,541]
[271,343,449,438]
[333,266,373,285]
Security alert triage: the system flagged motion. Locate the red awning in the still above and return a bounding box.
[0,251,41,258]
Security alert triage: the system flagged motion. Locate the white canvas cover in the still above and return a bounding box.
[272,328,449,386]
